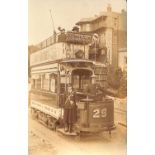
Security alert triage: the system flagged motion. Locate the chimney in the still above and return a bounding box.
[107,4,112,12]
[121,9,125,13]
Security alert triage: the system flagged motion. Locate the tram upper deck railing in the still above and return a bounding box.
[33,31,92,53]
[30,32,107,66]
[30,32,93,66]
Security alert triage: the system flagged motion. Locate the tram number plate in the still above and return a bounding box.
[93,108,107,118]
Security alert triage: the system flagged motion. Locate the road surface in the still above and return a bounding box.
[29,110,127,155]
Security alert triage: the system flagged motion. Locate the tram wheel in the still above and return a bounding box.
[47,118,56,130]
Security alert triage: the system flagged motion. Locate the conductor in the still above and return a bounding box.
[63,85,77,133]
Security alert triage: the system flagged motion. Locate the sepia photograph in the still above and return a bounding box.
[28,0,127,154]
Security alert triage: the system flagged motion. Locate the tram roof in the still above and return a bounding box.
[60,59,106,67]
[60,59,93,64]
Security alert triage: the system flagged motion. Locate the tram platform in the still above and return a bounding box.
[57,128,77,136]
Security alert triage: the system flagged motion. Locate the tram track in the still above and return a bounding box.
[29,108,127,155]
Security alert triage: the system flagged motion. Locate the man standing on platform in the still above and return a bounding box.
[63,85,77,133]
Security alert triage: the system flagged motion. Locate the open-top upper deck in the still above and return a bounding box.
[30,32,93,67]
[32,31,92,53]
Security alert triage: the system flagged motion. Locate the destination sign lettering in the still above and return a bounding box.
[66,32,92,44]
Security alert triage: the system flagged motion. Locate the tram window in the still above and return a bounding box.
[96,75,107,81]
[72,69,92,91]
[31,79,35,89]
[50,76,57,93]
[60,83,66,93]
[35,78,41,89]
[42,77,50,91]
[95,67,107,74]
[73,75,79,89]
[81,75,91,89]
[72,75,91,90]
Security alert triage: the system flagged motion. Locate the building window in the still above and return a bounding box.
[86,24,90,31]
[81,24,90,32]
[114,18,118,28]
[124,56,127,64]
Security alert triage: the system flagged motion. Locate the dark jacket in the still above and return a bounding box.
[63,91,77,123]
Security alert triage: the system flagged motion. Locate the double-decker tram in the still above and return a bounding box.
[30,31,115,136]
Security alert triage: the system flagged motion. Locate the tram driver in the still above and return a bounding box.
[63,84,77,133]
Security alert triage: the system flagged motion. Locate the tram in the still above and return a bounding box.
[29,31,115,136]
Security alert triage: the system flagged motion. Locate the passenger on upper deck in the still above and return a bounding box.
[72,25,79,33]
[58,27,66,42]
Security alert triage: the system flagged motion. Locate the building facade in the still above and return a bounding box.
[76,5,127,68]
[118,48,127,71]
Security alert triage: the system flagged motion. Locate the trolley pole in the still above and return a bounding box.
[49,9,56,34]
[49,9,56,42]
[95,41,96,62]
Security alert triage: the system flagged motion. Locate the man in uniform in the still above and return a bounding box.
[63,85,77,133]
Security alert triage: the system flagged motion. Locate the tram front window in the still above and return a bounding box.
[72,69,92,92]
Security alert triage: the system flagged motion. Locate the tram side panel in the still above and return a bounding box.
[30,62,62,122]
[31,100,63,119]
[75,98,114,133]
[89,99,114,129]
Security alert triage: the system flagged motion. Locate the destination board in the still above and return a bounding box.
[30,42,89,66]
[66,32,92,44]
[31,100,63,119]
